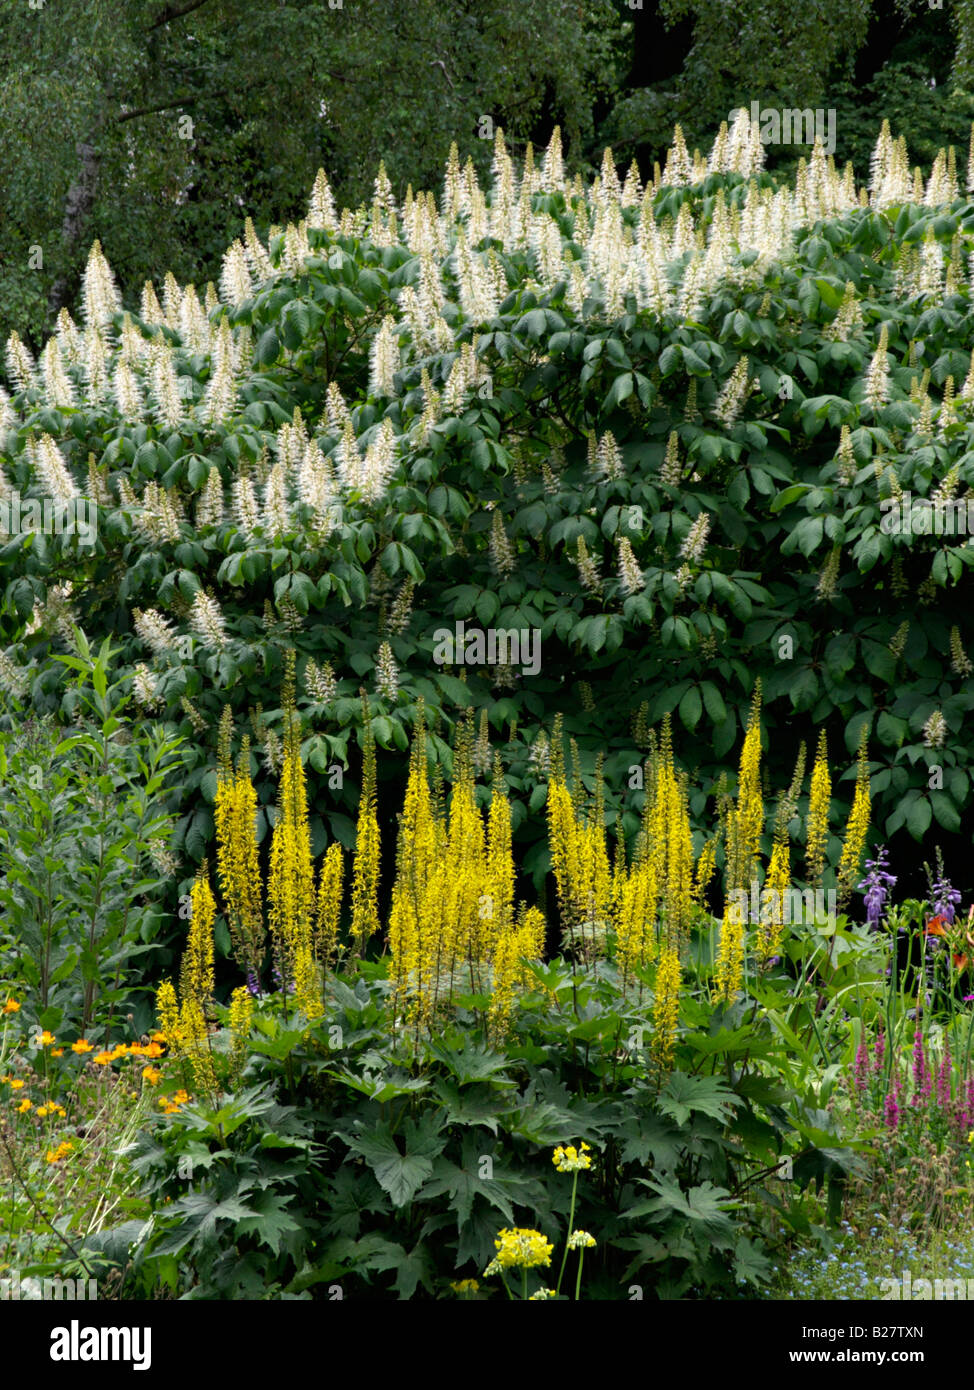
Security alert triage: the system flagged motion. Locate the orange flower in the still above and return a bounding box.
[34,1031,56,1047]
[51,1048,64,1057]
[71,1040,94,1054]
[142,1042,165,1058]
[93,1051,114,1066]
[150,1031,166,1043]
[8,1078,25,1090]
[16,1098,31,1113]
[926,916,948,937]
[142,1066,162,1086]
[2,999,20,1014]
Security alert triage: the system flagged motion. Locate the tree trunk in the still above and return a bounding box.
[47,137,102,318]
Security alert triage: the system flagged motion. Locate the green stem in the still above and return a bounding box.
[555,1170,579,1295]
[575,1248,585,1300]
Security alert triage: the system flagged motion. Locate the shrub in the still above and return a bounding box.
[0,633,185,1036]
[3,116,974,899]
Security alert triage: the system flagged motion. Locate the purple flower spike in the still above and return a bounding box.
[854,1034,869,1094]
[931,871,962,925]
[859,846,896,929]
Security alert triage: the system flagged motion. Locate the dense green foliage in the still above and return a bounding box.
[4,131,974,911]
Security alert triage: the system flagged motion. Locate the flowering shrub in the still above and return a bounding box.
[3,115,974,907]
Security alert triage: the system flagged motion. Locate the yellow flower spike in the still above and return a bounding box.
[155,980,181,1059]
[268,666,318,1009]
[836,730,871,908]
[806,730,831,889]
[757,839,791,965]
[350,699,381,952]
[215,727,266,979]
[314,841,344,968]
[651,943,681,1076]
[228,985,254,1085]
[180,865,216,1014]
[714,901,745,1004]
[179,999,217,1099]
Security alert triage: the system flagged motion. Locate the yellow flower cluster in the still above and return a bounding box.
[210,654,345,1026]
[806,730,832,888]
[215,710,265,979]
[389,709,543,1038]
[36,1103,67,1119]
[45,1141,73,1164]
[486,1228,554,1271]
[552,1141,592,1173]
[651,943,681,1075]
[716,686,764,1003]
[228,985,254,1085]
[350,702,381,952]
[158,1088,190,1115]
[567,1230,597,1250]
[547,732,613,950]
[836,732,871,907]
[450,1278,480,1296]
[268,699,320,1021]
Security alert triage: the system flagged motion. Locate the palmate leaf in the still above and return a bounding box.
[617,1112,685,1174]
[424,1037,517,1086]
[335,1116,447,1207]
[419,1156,514,1229]
[157,1192,258,1253]
[733,1234,773,1287]
[431,1078,513,1133]
[635,1176,739,1241]
[657,1071,739,1126]
[321,1164,390,1240]
[234,1192,303,1256]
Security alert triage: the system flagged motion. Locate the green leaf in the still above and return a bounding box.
[336,1119,445,1207]
[906,796,932,839]
[255,329,281,366]
[678,684,702,732]
[657,1072,739,1126]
